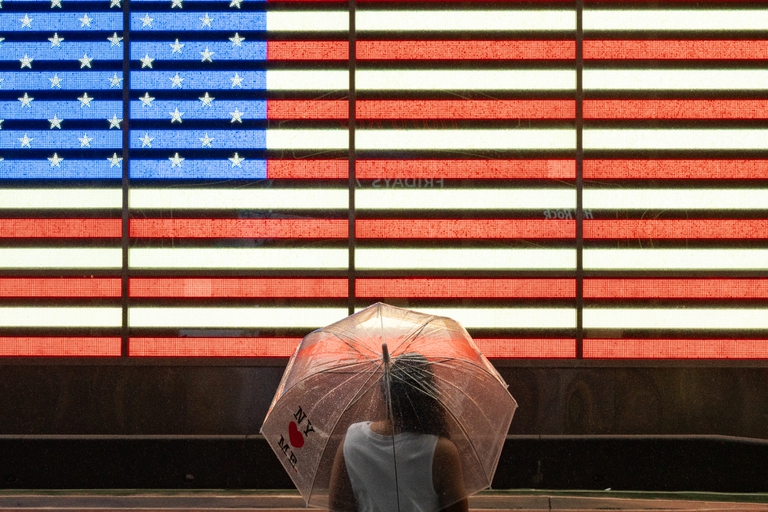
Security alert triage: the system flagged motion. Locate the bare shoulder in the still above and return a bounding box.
[433,437,461,465]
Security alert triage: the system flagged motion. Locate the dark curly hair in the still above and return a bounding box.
[385,353,449,437]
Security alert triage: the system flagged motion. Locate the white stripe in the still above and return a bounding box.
[357,70,574,91]
[585,129,768,150]
[584,10,768,31]
[0,248,122,269]
[356,248,575,270]
[129,248,347,269]
[0,189,121,209]
[584,70,768,91]
[585,308,768,330]
[584,249,768,270]
[357,130,574,150]
[266,11,348,32]
[357,10,575,31]
[266,70,348,91]
[0,308,121,328]
[356,188,575,210]
[266,129,348,150]
[130,188,348,210]
[130,307,347,329]
[585,189,768,210]
[364,307,576,329]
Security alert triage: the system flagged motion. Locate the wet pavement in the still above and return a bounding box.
[0,491,766,511]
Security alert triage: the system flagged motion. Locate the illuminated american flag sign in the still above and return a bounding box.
[0,0,767,360]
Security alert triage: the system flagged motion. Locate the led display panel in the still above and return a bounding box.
[1,0,767,360]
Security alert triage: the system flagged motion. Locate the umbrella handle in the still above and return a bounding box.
[381,342,402,512]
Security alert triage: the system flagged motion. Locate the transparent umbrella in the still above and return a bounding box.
[261,302,517,512]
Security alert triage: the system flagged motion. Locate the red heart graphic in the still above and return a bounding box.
[288,421,304,448]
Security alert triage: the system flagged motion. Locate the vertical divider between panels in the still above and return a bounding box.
[575,0,584,358]
[121,0,131,357]
[348,0,357,316]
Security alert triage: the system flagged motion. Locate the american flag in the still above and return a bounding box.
[1,0,767,360]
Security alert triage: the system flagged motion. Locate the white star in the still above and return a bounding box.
[108,73,122,88]
[108,114,122,129]
[49,74,63,88]
[139,93,155,107]
[140,13,153,27]
[169,107,184,123]
[230,0,242,7]
[78,92,93,107]
[199,92,214,107]
[110,0,121,7]
[79,53,93,68]
[48,114,62,129]
[51,0,62,7]
[48,153,64,167]
[230,72,244,88]
[18,93,34,108]
[79,133,93,148]
[228,153,245,167]
[19,54,33,69]
[20,14,33,28]
[199,13,213,27]
[169,152,184,167]
[169,73,184,88]
[79,13,92,27]
[19,133,33,148]
[48,32,64,47]
[140,133,154,147]
[199,133,214,148]
[140,54,154,68]
[107,32,123,47]
[0,38,4,46]
[200,47,214,62]
[170,39,184,54]
[229,32,245,46]
[107,153,123,167]
[171,0,183,7]
[0,120,3,129]
[230,108,244,123]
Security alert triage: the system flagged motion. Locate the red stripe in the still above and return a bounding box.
[129,338,302,357]
[0,337,121,357]
[130,219,347,239]
[357,41,575,60]
[0,219,120,238]
[584,40,768,60]
[357,278,576,298]
[267,100,347,119]
[584,339,768,359]
[356,219,575,239]
[356,160,575,179]
[356,0,568,2]
[267,160,347,179]
[266,41,348,60]
[584,219,768,239]
[130,278,347,298]
[357,100,574,120]
[584,160,768,180]
[584,279,768,299]
[584,100,768,120]
[474,339,577,358]
[0,278,121,298]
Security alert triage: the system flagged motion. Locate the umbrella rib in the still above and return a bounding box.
[307,360,385,504]
[429,362,500,487]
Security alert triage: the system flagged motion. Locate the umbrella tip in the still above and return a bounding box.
[382,343,390,365]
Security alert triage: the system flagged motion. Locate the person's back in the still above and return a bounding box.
[328,353,468,512]
[343,421,440,512]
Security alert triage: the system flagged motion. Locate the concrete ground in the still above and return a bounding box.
[0,491,767,511]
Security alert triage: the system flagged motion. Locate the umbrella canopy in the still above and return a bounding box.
[261,302,517,512]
